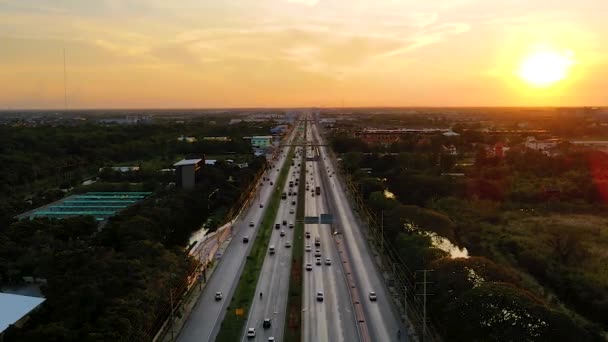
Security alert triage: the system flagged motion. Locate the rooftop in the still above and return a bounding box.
[0,293,45,333]
[174,159,203,166]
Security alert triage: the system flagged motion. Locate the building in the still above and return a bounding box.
[524,137,561,155]
[0,293,45,338]
[98,166,140,173]
[250,136,273,149]
[177,136,197,143]
[355,128,450,145]
[16,192,151,225]
[174,158,203,189]
[203,136,231,142]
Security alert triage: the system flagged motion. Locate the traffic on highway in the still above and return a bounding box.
[177,115,406,342]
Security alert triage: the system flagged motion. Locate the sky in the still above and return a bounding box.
[0,0,606,108]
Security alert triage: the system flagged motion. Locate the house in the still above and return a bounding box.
[524,137,560,155]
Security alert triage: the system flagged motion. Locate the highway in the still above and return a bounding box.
[302,118,359,342]
[239,144,302,342]
[176,125,299,342]
[310,119,407,341]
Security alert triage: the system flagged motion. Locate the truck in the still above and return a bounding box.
[315,186,321,195]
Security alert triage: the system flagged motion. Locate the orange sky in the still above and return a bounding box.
[1,0,607,108]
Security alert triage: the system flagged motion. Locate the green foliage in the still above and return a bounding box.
[216,146,295,342]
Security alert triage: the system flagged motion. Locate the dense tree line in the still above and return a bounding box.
[0,120,271,228]
[330,133,606,340]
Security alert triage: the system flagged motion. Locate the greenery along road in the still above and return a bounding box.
[215,139,297,342]
[284,121,307,342]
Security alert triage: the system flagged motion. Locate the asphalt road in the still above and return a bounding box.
[311,121,407,342]
[301,123,359,342]
[176,127,299,342]
[240,146,302,342]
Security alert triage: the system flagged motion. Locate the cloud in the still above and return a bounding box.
[380,22,471,57]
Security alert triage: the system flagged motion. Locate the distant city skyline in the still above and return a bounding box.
[1,0,607,108]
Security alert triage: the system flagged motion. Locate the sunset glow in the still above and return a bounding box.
[518,50,574,87]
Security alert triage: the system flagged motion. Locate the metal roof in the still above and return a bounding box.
[174,159,203,166]
[0,293,45,333]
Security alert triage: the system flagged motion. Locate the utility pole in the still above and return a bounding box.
[169,288,175,341]
[416,269,434,342]
[380,209,384,254]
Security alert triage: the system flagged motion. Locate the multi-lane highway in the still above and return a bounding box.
[311,119,406,341]
[177,125,299,342]
[177,115,405,342]
[239,144,302,342]
[302,119,359,342]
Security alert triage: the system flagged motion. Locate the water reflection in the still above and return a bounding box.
[403,222,469,258]
[384,189,396,199]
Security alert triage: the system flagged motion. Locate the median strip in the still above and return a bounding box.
[284,121,307,342]
[215,140,296,342]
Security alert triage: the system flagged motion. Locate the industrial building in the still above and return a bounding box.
[0,293,45,339]
[250,136,273,149]
[174,158,203,189]
[16,192,150,224]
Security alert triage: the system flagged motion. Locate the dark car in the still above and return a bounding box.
[275,223,280,229]
[263,318,271,329]
[243,237,249,243]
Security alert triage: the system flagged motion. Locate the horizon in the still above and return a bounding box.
[2,1,607,108]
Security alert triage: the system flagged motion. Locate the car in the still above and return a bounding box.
[263,318,271,328]
[285,241,291,248]
[316,292,324,302]
[269,246,275,254]
[247,328,256,338]
[260,203,264,208]
[268,337,275,342]
[305,263,313,271]
[280,230,285,237]
[243,237,249,243]
[291,200,296,205]
[305,245,312,252]
[289,223,294,229]
[215,292,222,301]
[325,258,331,265]
[314,250,321,257]
[289,208,295,214]
[270,181,273,185]
[316,257,322,265]
[249,221,254,227]
[311,193,315,197]
[282,220,287,226]
[369,291,377,301]
[305,232,311,239]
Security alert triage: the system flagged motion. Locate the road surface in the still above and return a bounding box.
[302,120,359,342]
[177,126,299,342]
[311,120,407,341]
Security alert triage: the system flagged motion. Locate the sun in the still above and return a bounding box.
[518,50,574,87]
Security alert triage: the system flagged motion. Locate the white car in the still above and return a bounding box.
[316,258,322,265]
[369,291,377,301]
[314,250,321,257]
[316,292,324,302]
[289,208,295,214]
[280,230,285,237]
[305,245,312,252]
[289,223,294,229]
[325,258,331,265]
[305,263,313,271]
[247,328,256,338]
[249,221,254,227]
[285,241,292,248]
[215,292,222,301]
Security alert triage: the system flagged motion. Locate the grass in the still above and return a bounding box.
[215,144,296,342]
[284,123,307,342]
